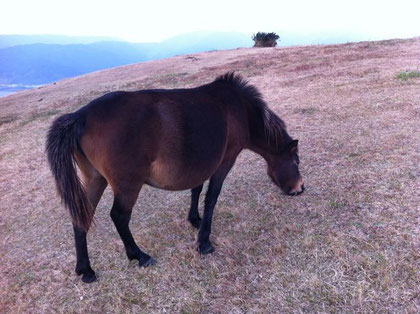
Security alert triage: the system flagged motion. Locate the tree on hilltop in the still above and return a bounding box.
[252,32,280,47]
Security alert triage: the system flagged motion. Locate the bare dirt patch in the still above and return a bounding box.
[1,38,419,313]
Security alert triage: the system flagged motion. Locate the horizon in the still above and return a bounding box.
[1,31,418,46]
[1,0,419,43]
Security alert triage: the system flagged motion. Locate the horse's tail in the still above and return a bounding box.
[46,111,94,231]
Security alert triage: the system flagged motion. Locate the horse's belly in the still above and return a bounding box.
[146,159,213,191]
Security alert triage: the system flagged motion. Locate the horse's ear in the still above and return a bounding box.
[289,140,299,153]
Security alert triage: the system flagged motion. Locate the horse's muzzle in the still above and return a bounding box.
[288,184,305,196]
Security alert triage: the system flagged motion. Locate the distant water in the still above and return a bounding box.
[0,85,41,98]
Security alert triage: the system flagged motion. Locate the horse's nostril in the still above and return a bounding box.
[286,182,305,196]
[292,184,305,196]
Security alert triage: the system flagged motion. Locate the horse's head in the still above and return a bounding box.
[267,140,304,196]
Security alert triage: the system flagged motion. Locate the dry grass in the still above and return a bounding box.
[1,37,419,313]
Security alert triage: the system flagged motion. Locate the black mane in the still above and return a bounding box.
[214,72,289,148]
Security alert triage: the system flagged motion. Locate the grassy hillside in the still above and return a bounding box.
[0,37,419,313]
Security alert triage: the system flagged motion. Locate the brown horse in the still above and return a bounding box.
[46,72,304,283]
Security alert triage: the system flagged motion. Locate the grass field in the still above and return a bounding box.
[1,37,419,313]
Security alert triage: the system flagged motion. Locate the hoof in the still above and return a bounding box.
[81,273,97,283]
[189,217,202,229]
[140,256,157,268]
[76,265,97,283]
[198,243,215,255]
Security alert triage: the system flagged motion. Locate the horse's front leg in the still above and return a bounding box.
[198,159,236,255]
[188,184,203,228]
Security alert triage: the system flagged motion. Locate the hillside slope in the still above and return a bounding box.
[0,38,419,313]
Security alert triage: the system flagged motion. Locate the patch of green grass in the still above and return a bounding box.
[219,211,235,220]
[396,71,420,80]
[296,107,318,115]
[348,152,360,158]
[389,179,404,191]
[0,114,19,126]
[328,198,349,210]
[19,109,61,126]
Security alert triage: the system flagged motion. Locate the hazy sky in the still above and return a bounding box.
[1,0,419,42]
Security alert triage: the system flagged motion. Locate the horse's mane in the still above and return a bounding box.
[214,72,287,147]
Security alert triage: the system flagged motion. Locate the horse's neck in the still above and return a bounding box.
[247,123,289,163]
[248,138,278,163]
[243,98,290,160]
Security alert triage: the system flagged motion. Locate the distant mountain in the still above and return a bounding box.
[0,34,120,49]
[0,32,253,85]
[0,42,154,85]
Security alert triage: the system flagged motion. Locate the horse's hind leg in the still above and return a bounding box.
[73,225,96,283]
[188,184,203,229]
[74,153,107,283]
[110,186,156,267]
